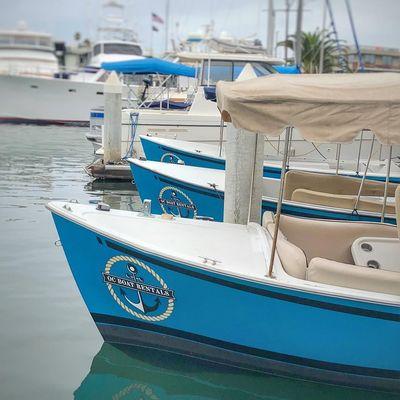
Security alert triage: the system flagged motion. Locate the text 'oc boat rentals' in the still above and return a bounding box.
[48,73,400,392]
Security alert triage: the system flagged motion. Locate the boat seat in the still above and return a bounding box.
[279,214,398,264]
[291,188,396,214]
[263,220,307,279]
[263,185,400,294]
[283,169,397,201]
[307,257,400,296]
[262,211,275,228]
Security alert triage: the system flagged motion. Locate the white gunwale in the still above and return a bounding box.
[47,201,400,307]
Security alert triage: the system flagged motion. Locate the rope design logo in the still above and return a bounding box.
[103,255,175,322]
[160,152,185,164]
[158,186,197,218]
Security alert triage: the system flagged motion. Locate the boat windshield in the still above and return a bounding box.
[100,43,143,56]
[201,60,273,86]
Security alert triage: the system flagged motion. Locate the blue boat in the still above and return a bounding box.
[128,159,397,225]
[48,200,400,392]
[48,73,400,392]
[140,135,400,183]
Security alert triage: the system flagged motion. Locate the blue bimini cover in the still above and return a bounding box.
[101,58,196,78]
[272,65,301,74]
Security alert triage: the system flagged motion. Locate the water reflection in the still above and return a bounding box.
[75,343,396,400]
[85,180,142,212]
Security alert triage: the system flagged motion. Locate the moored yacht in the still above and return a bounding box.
[0,22,58,77]
[0,0,145,125]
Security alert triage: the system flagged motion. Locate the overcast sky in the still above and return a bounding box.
[0,0,399,56]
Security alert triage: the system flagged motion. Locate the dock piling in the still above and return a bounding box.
[103,72,122,164]
[223,124,264,224]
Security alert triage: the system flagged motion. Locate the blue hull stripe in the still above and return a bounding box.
[92,313,399,379]
[158,145,225,165]
[158,177,224,198]
[158,177,224,200]
[105,240,400,322]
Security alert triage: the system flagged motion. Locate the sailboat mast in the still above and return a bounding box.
[266,0,275,56]
[319,0,327,73]
[294,0,303,66]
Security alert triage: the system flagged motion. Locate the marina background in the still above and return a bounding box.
[1,0,400,397]
[1,0,399,57]
[0,123,397,400]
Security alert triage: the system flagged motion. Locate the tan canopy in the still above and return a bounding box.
[216,73,400,144]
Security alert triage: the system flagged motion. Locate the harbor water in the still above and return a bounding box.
[0,124,396,400]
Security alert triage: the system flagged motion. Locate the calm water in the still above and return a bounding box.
[0,125,396,399]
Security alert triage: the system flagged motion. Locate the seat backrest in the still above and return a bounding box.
[291,188,396,214]
[279,214,398,264]
[283,170,397,201]
[264,221,307,279]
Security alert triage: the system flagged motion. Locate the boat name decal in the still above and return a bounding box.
[103,273,175,299]
[103,255,175,322]
[158,186,197,218]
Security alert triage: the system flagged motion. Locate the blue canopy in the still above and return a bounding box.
[272,65,301,74]
[101,58,196,78]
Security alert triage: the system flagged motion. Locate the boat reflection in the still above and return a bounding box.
[84,180,142,212]
[75,343,396,400]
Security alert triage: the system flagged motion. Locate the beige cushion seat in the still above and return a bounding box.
[291,188,396,214]
[307,258,400,296]
[278,214,398,264]
[263,210,399,295]
[283,170,397,213]
[263,215,307,280]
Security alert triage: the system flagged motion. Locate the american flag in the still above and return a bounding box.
[152,12,164,24]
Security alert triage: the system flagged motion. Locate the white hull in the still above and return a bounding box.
[120,115,222,159]
[0,74,117,124]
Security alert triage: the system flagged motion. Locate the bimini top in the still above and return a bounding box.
[101,57,196,78]
[217,73,400,144]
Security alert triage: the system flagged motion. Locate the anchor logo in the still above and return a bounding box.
[119,264,161,314]
[103,255,175,322]
[158,186,197,218]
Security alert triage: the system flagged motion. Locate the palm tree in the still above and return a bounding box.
[278,30,348,73]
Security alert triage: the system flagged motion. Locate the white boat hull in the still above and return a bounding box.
[0,74,114,125]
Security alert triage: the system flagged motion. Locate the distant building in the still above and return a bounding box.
[348,45,400,72]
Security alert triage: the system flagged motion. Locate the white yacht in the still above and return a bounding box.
[0,1,144,125]
[0,22,58,77]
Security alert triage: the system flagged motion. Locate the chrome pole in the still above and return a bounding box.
[247,133,261,224]
[268,126,292,277]
[381,145,392,223]
[335,143,341,175]
[354,135,375,212]
[356,130,364,175]
[287,128,293,170]
[218,116,224,157]
[277,135,281,156]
